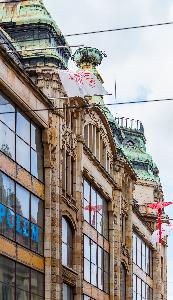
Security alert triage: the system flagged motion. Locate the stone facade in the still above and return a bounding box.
[0,1,167,300]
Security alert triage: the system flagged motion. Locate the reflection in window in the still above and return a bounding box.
[83,179,108,239]
[63,283,73,300]
[83,235,109,293]
[0,91,43,181]
[0,171,44,255]
[133,233,153,277]
[0,255,44,300]
[133,274,153,300]
[62,217,73,267]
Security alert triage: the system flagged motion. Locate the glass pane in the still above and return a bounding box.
[0,172,15,210]
[0,204,15,240]
[16,215,30,248]
[103,200,108,239]
[84,180,90,201]
[98,247,103,269]
[97,212,102,234]
[84,236,90,260]
[62,217,67,243]
[16,289,29,300]
[91,263,97,286]
[63,284,73,300]
[146,247,149,275]
[16,184,30,219]
[91,188,96,206]
[91,211,96,228]
[67,245,72,267]
[16,137,30,171]
[104,252,109,274]
[16,111,30,144]
[84,259,90,282]
[104,272,109,294]
[31,225,43,255]
[0,255,15,285]
[137,237,142,268]
[31,270,44,297]
[0,91,15,131]
[98,267,103,290]
[0,282,15,300]
[0,122,15,159]
[91,242,97,264]
[97,195,103,213]
[137,277,142,298]
[83,199,89,223]
[62,242,68,266]
[142,242,146,271]
[133,274,136,292]
[133,234,137,263]
[31,149,43,181]
[31,123,42,152]
[16,263,30,291]
[142,281,146,299]
[31,195,43,227]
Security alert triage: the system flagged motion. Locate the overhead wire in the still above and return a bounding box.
[1,96,173,115]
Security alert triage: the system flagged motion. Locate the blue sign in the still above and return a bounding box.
[0,203,39,243]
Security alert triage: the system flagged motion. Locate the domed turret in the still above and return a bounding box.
[72,47,106,82]
[0,0,71,69]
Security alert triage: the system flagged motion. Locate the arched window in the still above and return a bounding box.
[120,263,126,300]
[62,217,73,267]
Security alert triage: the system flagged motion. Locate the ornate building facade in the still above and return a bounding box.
[0,1,167,299]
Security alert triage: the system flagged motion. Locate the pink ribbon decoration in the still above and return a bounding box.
[147,202,173,243]
[84,204,103,226]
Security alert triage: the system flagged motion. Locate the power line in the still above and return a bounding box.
[65,21,173,37]
[1,96,173,115]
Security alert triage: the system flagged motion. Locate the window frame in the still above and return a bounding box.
[83,179,109,240]
[83,234,110,294]
[0,254,44,300]
[0,91,44,182]
[0,170,44,255]
[62,217,73,268]
[133,232,153,278]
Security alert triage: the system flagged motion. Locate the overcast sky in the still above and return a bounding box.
[44,0,173,297]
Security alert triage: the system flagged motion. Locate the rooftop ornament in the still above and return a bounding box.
[72,47,107,67]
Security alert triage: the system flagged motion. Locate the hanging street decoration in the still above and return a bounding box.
[147,202,173,243]
[58,69,108,98]
[151,223,173,244]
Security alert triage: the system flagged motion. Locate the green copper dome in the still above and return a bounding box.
[0,0,70,68]
[72,47,106,67]
[118,119,160,182]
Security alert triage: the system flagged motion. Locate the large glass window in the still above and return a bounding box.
[83,179,108,239]
[83,235,109,293]
[133,233,153,277]
[0,171,44,255]
[0,255,44,300]
[0,91,43,181]
[133,274,153,300]
[63,283,73,300]
[62,217,73,267]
